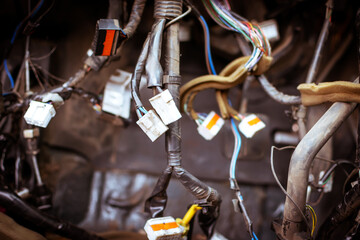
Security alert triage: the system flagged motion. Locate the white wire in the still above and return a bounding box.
[230,119,241,179]
[270,145,312,231]
[230,120,239,179]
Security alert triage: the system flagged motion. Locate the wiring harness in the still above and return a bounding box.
[180,0,272,127]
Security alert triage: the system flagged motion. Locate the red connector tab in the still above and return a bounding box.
[92,19,127,56]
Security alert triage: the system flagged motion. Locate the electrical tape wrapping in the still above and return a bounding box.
[154,0,183,19]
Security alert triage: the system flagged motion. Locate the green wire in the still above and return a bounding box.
[322,174,332,186]
[201,0,229,29]
[253,25,267,53]
[208,0,255,47]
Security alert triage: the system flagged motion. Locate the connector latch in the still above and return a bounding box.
[24,100,56,128]
[197,111,224,140]
[149,89,182,125]
[136,110,168,142]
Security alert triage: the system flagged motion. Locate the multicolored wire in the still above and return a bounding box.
[201,0,271,70]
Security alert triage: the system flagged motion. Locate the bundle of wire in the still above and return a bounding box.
[180,0,272,124]
[3,0,50,94]
[201,0,271,70]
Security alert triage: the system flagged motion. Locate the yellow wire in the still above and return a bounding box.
[231,114,240,121]
[306,204,317,237]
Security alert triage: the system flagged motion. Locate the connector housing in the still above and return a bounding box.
[144,216,183,240]
[136,110,168,142]
[149,90,182,125]
[259,19,280,42]
[197,111,224,140]
[102,69,131,119]
[24,101,56,128]
[238,114,265,138]
[92,19,127,56]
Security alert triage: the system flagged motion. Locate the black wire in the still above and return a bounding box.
[319,160,358,185]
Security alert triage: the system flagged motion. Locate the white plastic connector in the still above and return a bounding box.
[149,89,182,125]
[259,19,280,42]
[144,216,183,240]
[238,114,265,138]
[24,100,56,128]
[23,128,40,139]
[102,69,131,119]
[197,111,225,141]
[136,110,168,142]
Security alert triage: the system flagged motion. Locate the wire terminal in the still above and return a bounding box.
[197,111,224,140]
[136,110,168,142]
[238,114,265,138]
[149,89,182,125]
[24,100,56,128]
[144,216,183,240]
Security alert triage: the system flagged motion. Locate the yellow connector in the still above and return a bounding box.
[176,204,203,235]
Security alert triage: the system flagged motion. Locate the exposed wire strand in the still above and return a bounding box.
[270,145,312,231]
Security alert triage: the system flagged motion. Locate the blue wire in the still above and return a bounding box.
[4,60,14,89]
[5,0,45,92]
[10,0,44,44]
[139,107,148,114]
[252,232,259,240]
[230,118,241,178]
[10,23,21,44]
[199,15,217,75]
[31,0,44,17]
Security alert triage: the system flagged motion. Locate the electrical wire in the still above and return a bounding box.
[306,204,317,237]
[139,106,148,115]
[230,117,260,240]
[165,6,192,28]
[9,0,45,46]
[252,232,258,240]
[201,0,271,71]
[199,15,217,75]
[182,2,216,120]
[4,60,14,89]
[185,0,216,75]
[31,62,66,83]
[230,118,241,179]
[2,0,48,91]
[270,145,312,231]
[31,46,57,61]
[318,160,358,185]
